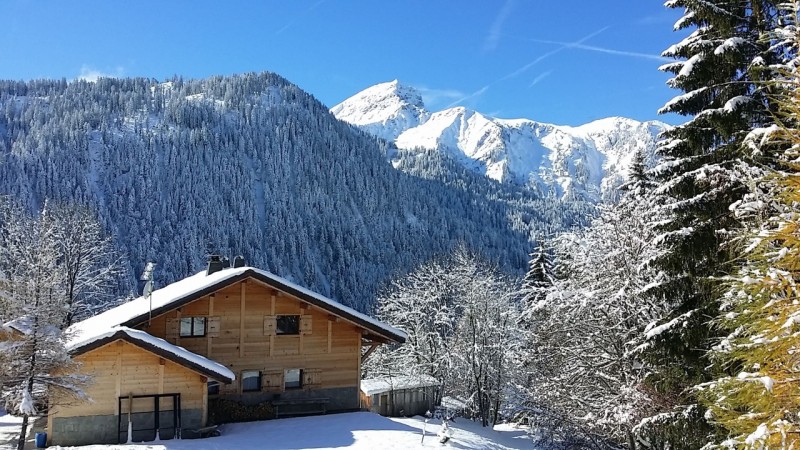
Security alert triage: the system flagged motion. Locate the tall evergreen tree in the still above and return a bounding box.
[637,0,797,445]
[521,239,555,311]
[699,6,800,445]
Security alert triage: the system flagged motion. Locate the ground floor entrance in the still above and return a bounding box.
[117,393,181,443]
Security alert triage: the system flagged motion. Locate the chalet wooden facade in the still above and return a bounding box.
[48,262,406,446]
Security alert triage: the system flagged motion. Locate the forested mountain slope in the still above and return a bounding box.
[0,73,582,310]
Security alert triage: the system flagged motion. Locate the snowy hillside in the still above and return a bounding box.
[332,81,668,202]
[0,75,590,313]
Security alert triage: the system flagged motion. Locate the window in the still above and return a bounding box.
[207,381,220,395]
[242,370,261,392]
[179,317,206,337]
[284,368,302,389]
[276,315,300,335]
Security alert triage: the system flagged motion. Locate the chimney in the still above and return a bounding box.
[233,255,246,268]
[207,255,224,276]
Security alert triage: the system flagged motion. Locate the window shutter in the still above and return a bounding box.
[166,318,179,342]
[300,314,312,335]
[207,316,221,338]
[304,369,321,387]
[263,315,276,336]
[262,370,283,391]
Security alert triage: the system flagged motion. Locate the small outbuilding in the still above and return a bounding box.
[360,375,440,417]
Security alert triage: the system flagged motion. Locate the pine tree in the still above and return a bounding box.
[521,239,555,312]
[638,0,797,445]
[698,6,800,445]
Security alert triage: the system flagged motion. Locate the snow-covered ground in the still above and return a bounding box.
[0,411,532,450]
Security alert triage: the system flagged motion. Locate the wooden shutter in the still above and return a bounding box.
[207,316,221,338]
[166,318,179,342]
[304,369,321,388]
[263,315,277,336]
[300,314,312,335]
[262,370,283,391]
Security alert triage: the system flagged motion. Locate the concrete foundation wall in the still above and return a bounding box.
[222,386,359,412]
[50,409,202,446]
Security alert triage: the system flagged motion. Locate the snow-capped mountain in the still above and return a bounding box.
[332,81,668,202]
[329,80,429,142]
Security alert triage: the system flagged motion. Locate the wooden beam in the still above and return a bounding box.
[361,343,380,364]
[327,319,332,354]
[208,294,215,356]
[240,282,246,358]
[158,360,165,394]
[115,341,122,415]
[269,291,276,356]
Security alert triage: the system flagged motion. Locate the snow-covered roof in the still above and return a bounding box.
[2,316,34,335]
[67,326,235,383]
[69,267,407,344]
[360,375,440,396]
[2,316,60,337]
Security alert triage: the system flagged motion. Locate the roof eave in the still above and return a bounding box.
[69,331,234,384]
[122,269,406,344]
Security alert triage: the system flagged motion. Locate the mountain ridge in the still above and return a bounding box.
[332,81,668,202]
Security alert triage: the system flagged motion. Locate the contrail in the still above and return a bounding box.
[526,38,670,62]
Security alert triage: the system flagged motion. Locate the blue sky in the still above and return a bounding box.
[1,1,687,126]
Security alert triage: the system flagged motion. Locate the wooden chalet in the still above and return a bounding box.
[47,258,406,446]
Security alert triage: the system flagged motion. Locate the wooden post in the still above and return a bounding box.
[327,319,332,353]
[115,341,123,415]
[175,309,182,347]
[201,376,208,427]
[299,306,306,355]
[269,291,277,356]
[207,294,215,356]
[240,282,246,358]
[158,358,165,394]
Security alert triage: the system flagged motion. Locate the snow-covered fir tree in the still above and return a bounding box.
[521,239,556,314]
[635,0,797,445]
[698,6,800,445]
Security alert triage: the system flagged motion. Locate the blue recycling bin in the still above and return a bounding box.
[34,431,47,448]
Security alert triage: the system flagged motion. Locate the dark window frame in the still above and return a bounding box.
[284,368,303,390]
[242,370,262,392]
[276,315,300,335]
[179,317,206,337]
[207,381,220,396]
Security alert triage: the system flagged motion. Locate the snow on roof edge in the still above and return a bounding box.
[248,268,408,341]
[360,375,441,395]
[69,266,407,343]
[68,326,235,382]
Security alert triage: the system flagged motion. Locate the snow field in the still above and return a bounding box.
[2,411,531,450]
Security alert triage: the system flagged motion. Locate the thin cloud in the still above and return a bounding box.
[529,70,552,88]
[446,85,490,109]
[483,0,515,53]
[415,86,466,108]
[527,38,670,62]
[276,0,327,35]
[78,65,125,82]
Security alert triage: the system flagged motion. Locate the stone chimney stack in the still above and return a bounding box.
[207,255,224,276]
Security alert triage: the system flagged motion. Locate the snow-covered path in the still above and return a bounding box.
[0,411,532,450]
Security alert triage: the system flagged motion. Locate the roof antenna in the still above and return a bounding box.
[141,262,156,326]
